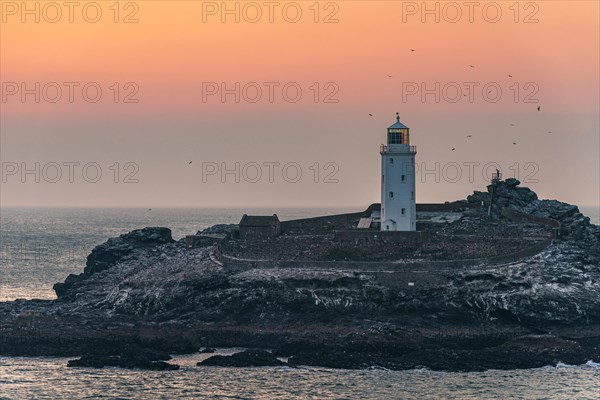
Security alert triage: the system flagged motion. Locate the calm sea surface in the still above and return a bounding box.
[1,206,599,399]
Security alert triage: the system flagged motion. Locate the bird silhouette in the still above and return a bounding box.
[508,74,513,78]
[537,106,541,111]
[148,208,152,211]
[469,65,475,68]
[548,131,553,134]
[410,49,415,52]
[451,148,456,151]
[188,161,193,165]
[510,124,515,126]
[369,113,373,117]
[513,142,517,145]
[387,75,393,78]
[467,135,472,138]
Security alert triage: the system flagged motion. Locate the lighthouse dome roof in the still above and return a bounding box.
[388,113,408,129]
[388,121,409,129]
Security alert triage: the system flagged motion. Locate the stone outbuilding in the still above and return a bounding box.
[238,214,281,240]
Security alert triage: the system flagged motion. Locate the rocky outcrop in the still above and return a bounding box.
[200,347,216,353]
[53,227,174,298]
[197,350,286,367]
[1,181,599,371]
[67,345,179,370]
[199,224,238,236]
[467,178,538,217]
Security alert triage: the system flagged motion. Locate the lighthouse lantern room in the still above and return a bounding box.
[380,113,417,231]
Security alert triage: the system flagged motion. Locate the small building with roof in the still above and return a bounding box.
[238,214,281,240]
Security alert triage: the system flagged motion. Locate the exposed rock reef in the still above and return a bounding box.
[198,350,286,367]
[1,181,599,371]
[67,345,179,370]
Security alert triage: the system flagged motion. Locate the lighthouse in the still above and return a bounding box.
[380,113,417,231]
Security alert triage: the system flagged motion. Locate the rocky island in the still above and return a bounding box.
[1,179,599,372]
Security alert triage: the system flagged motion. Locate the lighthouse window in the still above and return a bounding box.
[401,208,406,215]
[389,191,394,198]
[388,132,403,144]
[390,158,394,164]
[411,191,414,199]
[401,175,406,182]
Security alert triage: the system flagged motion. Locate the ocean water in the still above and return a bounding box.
[1,206,599,399]
[0,355,598,399]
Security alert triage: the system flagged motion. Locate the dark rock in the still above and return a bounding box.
[197,350,286,367]
[67,354,179,371]
[505,178,520,187]
[54,227,174,298]
[288,351,374,369]
[200,347,216,353]
[84,227,174,276]
[200,224,238,236]
[467,190,489,204]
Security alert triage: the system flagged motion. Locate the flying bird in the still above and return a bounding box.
[469,65,475,68]
[467,135,472,138]
[451,148,456,151]
[508,74,513,77]
[410,49,415,52]
[548,131,553,134]
[188,161,193,165]
[513,142,517,145]
[387,75,392,78]
[148,208,152,211]
[510,124,515,126]
[537,106,541,111]
[369,113,373,117]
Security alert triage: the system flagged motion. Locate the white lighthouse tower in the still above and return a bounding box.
[380,113,417,231]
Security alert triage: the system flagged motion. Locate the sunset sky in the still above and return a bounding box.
[1,1,598,208]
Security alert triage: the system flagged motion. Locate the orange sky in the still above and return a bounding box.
[1,1,599,208]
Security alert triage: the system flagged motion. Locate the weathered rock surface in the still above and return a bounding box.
[1,181,599,371]
[200,347,216,353]
[53,227,174,298]
[199,224,238,236]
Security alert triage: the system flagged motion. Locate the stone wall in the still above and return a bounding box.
[213,203,559,289]
[333,230,428,242]
[216,237,553,274]
[280,211,365,230]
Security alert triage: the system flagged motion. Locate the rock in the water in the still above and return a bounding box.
[197,350,286,367]
[288,351,374,370]
[68,350,179,370]
[200,347,216,353]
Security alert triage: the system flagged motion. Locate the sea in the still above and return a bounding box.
[1,206,599,399]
